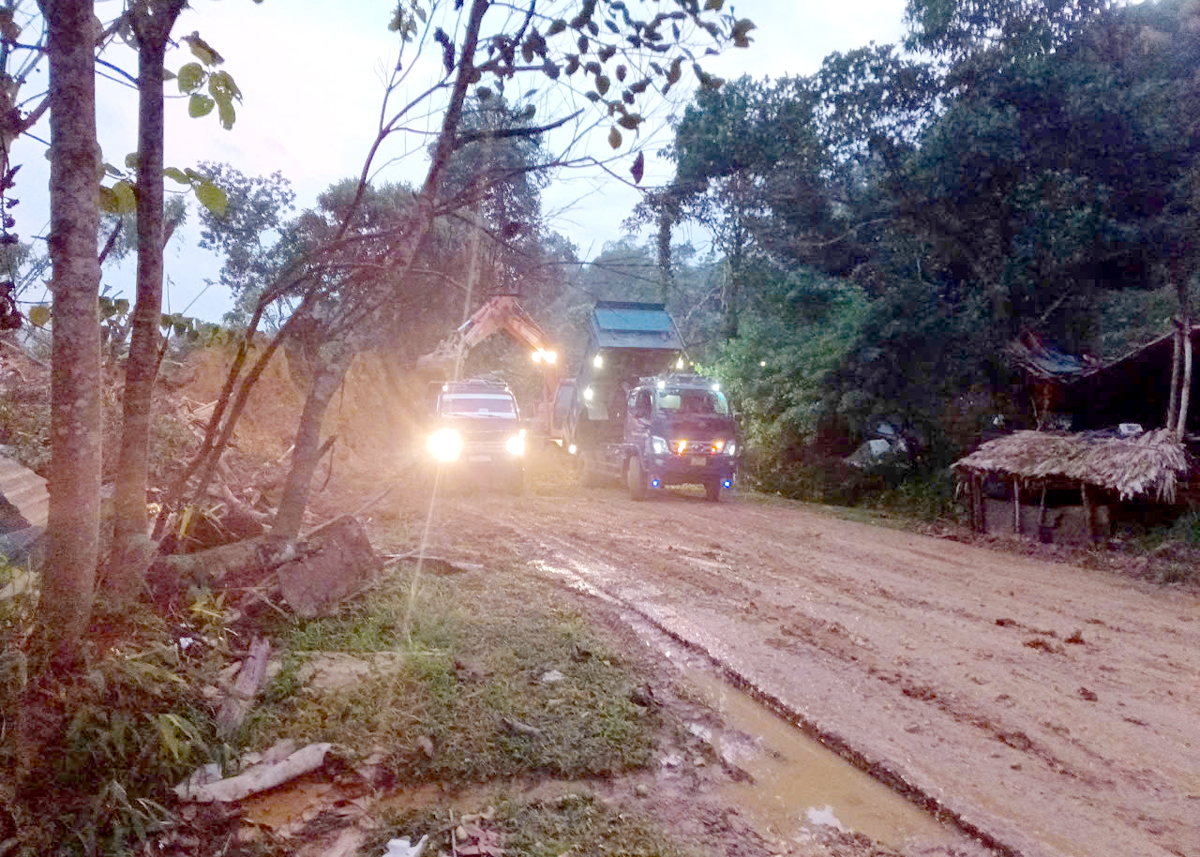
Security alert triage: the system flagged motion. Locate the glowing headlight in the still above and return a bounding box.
[427,428,463,462]
[651,436,668,455]
[593,354,604,369]
[505,434,526,456]
[724,440,737,456]
[583,386,594,402]
[674,439,689,454]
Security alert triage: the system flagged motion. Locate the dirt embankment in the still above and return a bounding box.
[386,473,1200,857]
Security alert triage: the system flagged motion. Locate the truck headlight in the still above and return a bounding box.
[505,434,526,456]
[651,436,668,455]
[427,428,463,462]
[724,441,737,456]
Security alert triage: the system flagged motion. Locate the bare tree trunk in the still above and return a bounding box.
[656,206,673,304]
[107,0,187,604]
[1177,273,1192,440]
[36,0,103,667]
[272,335,352,537]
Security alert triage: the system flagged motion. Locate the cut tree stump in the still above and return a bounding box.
[278,516,382,618]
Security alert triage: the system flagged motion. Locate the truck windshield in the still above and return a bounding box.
[440,394,517,417]
[656,389,729,416]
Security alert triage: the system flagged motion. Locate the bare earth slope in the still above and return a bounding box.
[404,481,1200,857]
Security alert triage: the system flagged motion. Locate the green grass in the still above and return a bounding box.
[370,792,697,857]
[244,564,659,784]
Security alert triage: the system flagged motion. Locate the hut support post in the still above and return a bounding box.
[1168,325,1182,430]
[1037,486,1048,542]
[1179,322,1192,440]
[1081,483,1095,544]
[1013,479,1021,535]
[974,476,985,533]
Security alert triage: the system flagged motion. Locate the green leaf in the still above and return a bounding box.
[160,314,172,330]
[28,304,50,327]
[187,35,222,66]
[177,62,205,93]
[115,298,130,315]
[188,94,215,118]
[111,180,137,213]
[217,99,236,130]
[194,181,228,216]
[124,152,139,171]
[208,70,241,104]
[616,113,642,130]
[608,126,622,149]
[163,166,190,185]
[102,162,123,178]
[596,74,610,96]
[547,19,567,36]
[704,0,724,9]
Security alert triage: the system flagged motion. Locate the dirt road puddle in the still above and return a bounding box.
[532,558,974,852]
[680,667,965,852]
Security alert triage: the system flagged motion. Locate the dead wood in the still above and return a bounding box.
[174,740,333,803]
[147,534,297,601]
[216,636,272,736]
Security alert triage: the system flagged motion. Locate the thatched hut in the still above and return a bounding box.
[953,429,1191,543]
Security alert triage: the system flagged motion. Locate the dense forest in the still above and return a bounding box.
[508,0,1200,499]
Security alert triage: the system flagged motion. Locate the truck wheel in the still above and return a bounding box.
[627,455,648,501]
[704,479,722,502]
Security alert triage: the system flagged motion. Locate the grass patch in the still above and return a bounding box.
[371,792,697,857]
[0,600,232,856]
[245,564,658,785]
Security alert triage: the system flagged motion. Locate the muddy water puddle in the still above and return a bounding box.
[533,558,971,852]
[679,667,962,852]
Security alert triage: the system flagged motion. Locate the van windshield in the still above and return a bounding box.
[656,388,729,416]
[440,394,517,417]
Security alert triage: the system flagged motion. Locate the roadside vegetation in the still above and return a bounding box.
[0,551,694,856]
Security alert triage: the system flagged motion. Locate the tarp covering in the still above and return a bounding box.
[591,301,682,350]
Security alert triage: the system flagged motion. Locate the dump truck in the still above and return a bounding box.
[553,301,740,501]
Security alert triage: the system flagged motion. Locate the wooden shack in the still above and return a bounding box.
[953,429,1190,545]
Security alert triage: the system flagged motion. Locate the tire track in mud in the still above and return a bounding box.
[433,488,1200,857]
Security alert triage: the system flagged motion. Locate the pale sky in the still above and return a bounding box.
[11,0,908,321]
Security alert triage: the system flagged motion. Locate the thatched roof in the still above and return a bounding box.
[953,429,1190,503]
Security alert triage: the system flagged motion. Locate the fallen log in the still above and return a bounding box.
[174,740,333,803]
[146,533,297,600]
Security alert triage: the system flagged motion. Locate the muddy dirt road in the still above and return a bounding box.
[398,476,1200,857]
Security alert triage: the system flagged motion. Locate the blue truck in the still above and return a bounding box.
[552,301,739,501]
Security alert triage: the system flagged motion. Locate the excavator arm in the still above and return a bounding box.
[418,295,560,433]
